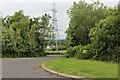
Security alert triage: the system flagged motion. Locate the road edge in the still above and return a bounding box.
[41,62,82,79]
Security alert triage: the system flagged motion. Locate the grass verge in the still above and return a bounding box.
[44,58,118,78]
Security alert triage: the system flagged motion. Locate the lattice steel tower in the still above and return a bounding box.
[51,3,59,51]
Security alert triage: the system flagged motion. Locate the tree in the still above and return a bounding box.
[89,8,119,62]
[66,0,112,47]
[65,1,119,62]
[0,15,2,57]
[2,10,51,57]
[34,14,51,56]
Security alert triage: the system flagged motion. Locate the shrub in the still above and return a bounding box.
[76,44,96,60]
[66,45,81,57]
[89,13,119,62]
[51,46,67,51]
[58,46,67,50]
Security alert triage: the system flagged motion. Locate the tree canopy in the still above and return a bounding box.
[66,0,114,46]
[66,1,119,62]
[2,10,51,57]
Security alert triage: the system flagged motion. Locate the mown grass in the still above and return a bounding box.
[44,58,118,78]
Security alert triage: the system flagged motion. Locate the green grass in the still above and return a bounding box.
[44,58,118,78]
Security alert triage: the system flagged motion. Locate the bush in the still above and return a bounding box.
[66,45,81,57]
[66,44,107,60]
[51,46,67,51]
[89,13,119,62]
[2,11,51,58]
[76,44,95,59]
[58,46,67,50]
[45,50,65,55]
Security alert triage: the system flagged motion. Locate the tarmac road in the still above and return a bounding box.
[0,58,2,79]
[2,55,64,78]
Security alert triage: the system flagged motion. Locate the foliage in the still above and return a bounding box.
[66,1,119,62]
[89,9,119,62]
[51,46,67,51]
[0,17,2,56]
[45,50,66,55]
[76,44,93,59]
[66,0,111,46]
[75,9,119,62]
[2,10,51,57]
[47,39,67,51]
[65,0,120,62]
[66,45,81,57]
[66,44,95,59]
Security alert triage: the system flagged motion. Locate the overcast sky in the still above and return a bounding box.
[0,0,119,39]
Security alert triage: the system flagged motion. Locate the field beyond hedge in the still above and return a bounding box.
[45,50,66,55]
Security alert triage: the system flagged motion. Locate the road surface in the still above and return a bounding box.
[2,55,64,78]
[0,58,2,79]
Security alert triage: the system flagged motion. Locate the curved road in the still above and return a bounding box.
[2,55,64,78]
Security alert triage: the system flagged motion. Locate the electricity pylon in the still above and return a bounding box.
[47,3,60,51]
[52,3,59,51]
